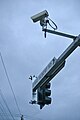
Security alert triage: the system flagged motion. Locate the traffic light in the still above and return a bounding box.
[37,88,45,109]
[37,82,51,109]
[44,82,51,105]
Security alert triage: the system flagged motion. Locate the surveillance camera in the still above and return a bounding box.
[31,10,49,23]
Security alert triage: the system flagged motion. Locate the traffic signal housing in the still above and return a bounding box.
[44,82,51,105]
[37,87,45,109]
[37,82,51,109]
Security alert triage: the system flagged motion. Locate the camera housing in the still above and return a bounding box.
[31,10,49,23]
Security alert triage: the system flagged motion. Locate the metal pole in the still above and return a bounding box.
[57,34,80,63]
[43,29,77,40]
[32,35,80,92]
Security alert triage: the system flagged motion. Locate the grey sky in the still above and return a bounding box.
[0,0,80,120]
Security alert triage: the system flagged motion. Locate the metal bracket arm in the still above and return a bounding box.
[43,29,77,40]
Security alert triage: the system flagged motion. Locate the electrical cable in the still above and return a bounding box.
[16,113,44,120]
[0,89,15,120]
[0,52,21,115]
[0,101,10,120]
[42,18,58,38]
[0,112,22,118]
[0,107,5,120]
[48,18,58,30]
[0,114,4,120]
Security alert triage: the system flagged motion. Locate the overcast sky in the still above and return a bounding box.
[0,0,80,120]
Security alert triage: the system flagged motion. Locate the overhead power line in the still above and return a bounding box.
[0,114,4,120]
[0,106,5,120]
[0,102,9,120]
[0,52,21,115]
[0,89,15,120]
